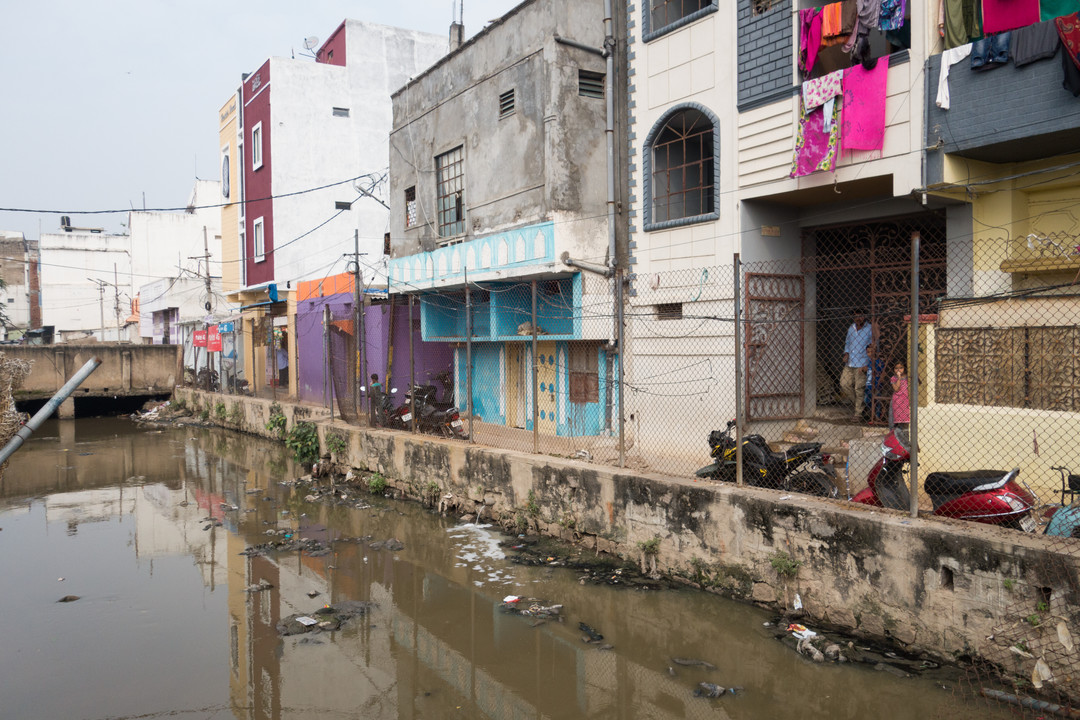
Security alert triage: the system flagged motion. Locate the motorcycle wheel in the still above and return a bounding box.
[788,471,838,498]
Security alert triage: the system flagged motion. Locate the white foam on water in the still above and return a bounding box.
[446,522,514,589]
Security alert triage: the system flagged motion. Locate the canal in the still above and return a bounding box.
[0,418,1001,719]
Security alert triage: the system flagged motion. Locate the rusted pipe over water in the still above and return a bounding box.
[0,356,102,464]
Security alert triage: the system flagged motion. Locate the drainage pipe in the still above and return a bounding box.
[0,356,102,465]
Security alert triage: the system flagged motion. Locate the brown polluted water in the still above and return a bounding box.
[0,418,1005,720]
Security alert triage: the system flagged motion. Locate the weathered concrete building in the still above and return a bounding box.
[388,0,629,438]
[0,231,40,340]
[39,227,133,342]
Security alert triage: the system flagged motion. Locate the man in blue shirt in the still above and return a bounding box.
[841,310,873,421]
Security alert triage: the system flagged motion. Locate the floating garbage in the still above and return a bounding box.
[579,622,604,643]
[693,683,736,698]
[277,601,375,636]
[672,657,717,670]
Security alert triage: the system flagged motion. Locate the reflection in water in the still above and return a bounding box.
[0,420,1001,720]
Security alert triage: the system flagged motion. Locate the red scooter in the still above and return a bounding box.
[851,428,1038,531]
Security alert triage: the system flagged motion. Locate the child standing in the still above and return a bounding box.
[890,361,910,427]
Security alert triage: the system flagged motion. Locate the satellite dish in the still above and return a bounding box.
[303,36,320,50]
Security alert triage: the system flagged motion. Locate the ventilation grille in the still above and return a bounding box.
[579,70,604,99]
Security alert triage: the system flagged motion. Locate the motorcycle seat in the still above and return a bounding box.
[925,469,1018,496]
[786,442,822,456]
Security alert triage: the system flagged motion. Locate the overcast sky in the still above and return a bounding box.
[0,0,522,240]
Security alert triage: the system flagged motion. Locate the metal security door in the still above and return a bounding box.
[536,341,557,434]
[745,273,804,420]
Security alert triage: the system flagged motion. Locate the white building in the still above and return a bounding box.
[39,228,133,342]
[0,230,38,340]
[40,180,226,342]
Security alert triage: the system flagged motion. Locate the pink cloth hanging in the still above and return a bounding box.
[982,0,1038,34]
[841,61,889,152]
[800,8,823,76]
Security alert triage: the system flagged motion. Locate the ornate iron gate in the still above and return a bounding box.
[745,273,804,420]
[803,213,947,423]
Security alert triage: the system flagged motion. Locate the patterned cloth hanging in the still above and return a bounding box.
[790,95,843,178]
[879,0,906,30]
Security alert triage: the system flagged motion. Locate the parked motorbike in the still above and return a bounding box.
[361,385,411,430]
[851,428,1038,531]
[695,420,839,498]
[410,384,469,439]
[1042,466,1080,537]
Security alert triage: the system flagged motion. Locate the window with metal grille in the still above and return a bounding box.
[579,70,605,99]
[384,232,391,256]
[404,186,417,228]
[435,146,465,238]
[650,108,714,223]
[498,89,515,119]
[656,303,683,320]
[650,0,712,31]
[569,341,600,403]
[332,107,350,117]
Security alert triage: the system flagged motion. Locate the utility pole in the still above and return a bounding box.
[87,278,106,341]
[113,264,121,342]
[202,227,212,315]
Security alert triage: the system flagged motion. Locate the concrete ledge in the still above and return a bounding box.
[177,388,1080,694]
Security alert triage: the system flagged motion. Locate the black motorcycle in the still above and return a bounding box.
[410,384,469,440]
[363,385,410,430]
[695,420,838,498]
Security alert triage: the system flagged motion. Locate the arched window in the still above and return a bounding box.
[644,104,719,229]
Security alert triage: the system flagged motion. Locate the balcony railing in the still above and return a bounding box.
[1000,232,1080,274]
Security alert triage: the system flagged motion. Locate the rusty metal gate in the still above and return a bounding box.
[803,213,947,422]
[745,273,805,420]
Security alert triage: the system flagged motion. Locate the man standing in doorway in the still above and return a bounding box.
[841,309,873,421]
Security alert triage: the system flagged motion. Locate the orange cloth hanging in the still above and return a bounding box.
[821,2,844,35]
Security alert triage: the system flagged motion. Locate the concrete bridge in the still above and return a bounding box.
[4,344,179,417]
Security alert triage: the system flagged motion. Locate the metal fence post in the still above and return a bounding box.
[465,272,474,443]
[353,233,362,421]
[325,305,334,422]
[734,254,744,487]
[269,313,277,402]
[323,305,329,411]
[617,270,626,468]
[909,231,921,519]
[409,294,416,433]
[532,279,539,455]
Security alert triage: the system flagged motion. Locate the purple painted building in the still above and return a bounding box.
[295,292,454,409]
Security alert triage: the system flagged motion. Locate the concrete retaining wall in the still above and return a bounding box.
[8,344,180,400]
[178,388,1080,689]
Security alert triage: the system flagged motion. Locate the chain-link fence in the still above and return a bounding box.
[934,230,1080,715]
[623,265,736,478]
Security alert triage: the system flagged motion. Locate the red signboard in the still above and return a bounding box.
[193,330,207,347]
[207,325,222,352]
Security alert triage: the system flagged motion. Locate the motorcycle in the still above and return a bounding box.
[410,384,469,440]
[361,385,411,430]
[695,420,839,498]
[1041,467,1080,537]
[851,427,1038,531]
